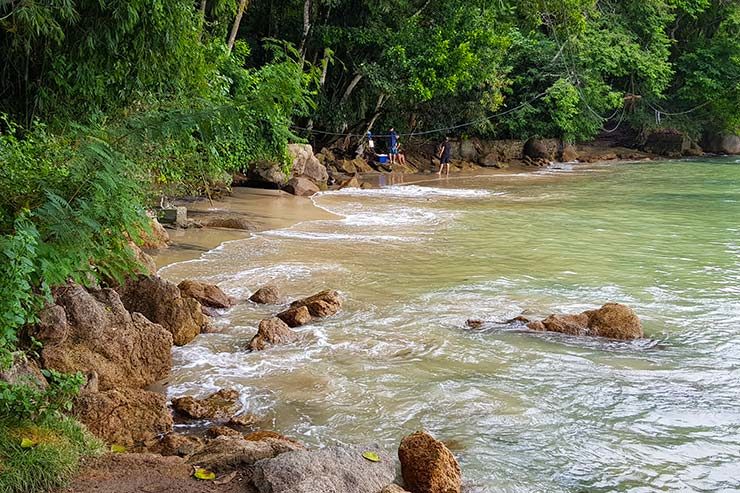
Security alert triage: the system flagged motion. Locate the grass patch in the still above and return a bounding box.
[0,415,103,493]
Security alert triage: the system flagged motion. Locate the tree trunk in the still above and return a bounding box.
[199,0,207,17]
[227,0,249,52]
[299,0,312,57]
[340,73,363,105]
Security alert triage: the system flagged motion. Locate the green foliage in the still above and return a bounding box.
[0,414,103,493]
[0,370,85,422]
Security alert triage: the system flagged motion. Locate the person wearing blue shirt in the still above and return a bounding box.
[389,128,399,165]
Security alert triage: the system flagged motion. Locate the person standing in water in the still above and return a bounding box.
[389,127,399,165]
[438,137,452,177]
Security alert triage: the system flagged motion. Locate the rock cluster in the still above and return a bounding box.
[276,289,342,328]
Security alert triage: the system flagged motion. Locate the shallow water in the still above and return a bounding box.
[159,158,740,492]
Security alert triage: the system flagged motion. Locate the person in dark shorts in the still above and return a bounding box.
[438,136,452,176]
[389,127,399,164]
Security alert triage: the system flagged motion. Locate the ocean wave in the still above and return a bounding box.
[321,184,493,199]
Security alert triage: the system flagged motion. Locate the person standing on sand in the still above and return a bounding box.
[389,127,399,165]
[438,137,452,176]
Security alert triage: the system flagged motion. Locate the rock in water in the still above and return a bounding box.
[171,388,241,420]
[250,284,281,304]
[39,283,172,391]
[398,431,462,493]
[247,318,299,351]
[73,388,173,448]
[117,275,209,346]
[276,305,313,328]
[289,290,342,318]
[527,302,643,340]
[177,279,234,309]
[252,444,395,493]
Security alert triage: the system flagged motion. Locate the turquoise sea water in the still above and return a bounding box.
[161,157,740,492]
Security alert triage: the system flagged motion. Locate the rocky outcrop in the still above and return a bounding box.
[249,285,281,304]
[560,143,579,162]
[524,138,558,160]
[177,280,234,309]
[339,175,362,189]
[703,134,740,155]
[129,241,158,275]
[171,389,241,420]
[288,144,329,185]
[39,284,172,391]
[247,318,299,351]
[284,176,320,197]
[139,217,170,250]
[187,435,302,473]
[276,305,312,328]
[74,388,173,447]
[155,433,205,457]
[526,302,643,340]
[117,275,209,346]
[398,431,461,493]
[642,129,691,157]
[252,445,395,493]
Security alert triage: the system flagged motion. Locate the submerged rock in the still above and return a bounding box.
[195,213,255,231]
[171,388,241,420]
[73,388,173,447]
[398,431,462,493]
[117,275,209,346]
[247,318,299,351]
[527,302,643,340]
[252,444,394,493]
[40,283,172,391]
[177,279,234,309]
[250,284,281,304]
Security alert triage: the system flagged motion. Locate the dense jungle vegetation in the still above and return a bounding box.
[0,2,738,488]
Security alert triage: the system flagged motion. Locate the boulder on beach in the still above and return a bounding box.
[526,302,643,340]
[247,318,299,351]
[284,176,320,197]
[252,444,395,493]
[177,279,234,309]
[39,283,172,391]
[276,305,312,328]
[73,388,173,448]
[398,431,462,493]
[560,143,579,162]
[702,133,740,155]
[249,284,281,304]
[117,275,209,346]
[171,388,241,420]
[524,138,558,160]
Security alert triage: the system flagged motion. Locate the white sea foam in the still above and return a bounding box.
[261,229,415,243]
[321,184,493,199]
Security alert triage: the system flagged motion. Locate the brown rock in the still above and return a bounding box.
[249,285,281,304]
[73,388,173,447]
[527,303,643,340]
[247,318,299,351]
[560,143,579,162]
[207,426,243,439]
[33,304,68,345]
[288,143,329,185]
[381,485,411,493]
[289,289,342,318]
[199,214,254,231]
[129,241,157,275]
[40,284,172,391]
[284,176,320,197]
[228,413,260,427]
[139,217,170,250]
[399,431,462,493]
[171,389,241,420]
[186,435,297,473]
[177,279,233,309]
[155,433,205,457]
[276,305,312,328]
[244,431,304,449]
[339,176,362,189]
[524,138,557,160]
[117,275,209,346]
